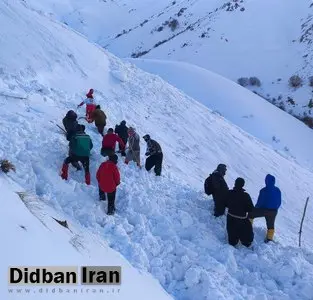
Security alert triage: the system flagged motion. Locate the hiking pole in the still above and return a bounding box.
[299,197,310,248]
[56,124,67,135]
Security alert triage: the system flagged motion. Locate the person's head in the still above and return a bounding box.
[234,177,245,190]
[107,128,114,134]
[109,154,118,165]
[128,127,135,135]
[216,163,227,176]
[121,120,126,126]
[86,88,94,98]
[66,110,77,120]
[265,174,275,187]
[96,105,101,109]
[143,134,150,142]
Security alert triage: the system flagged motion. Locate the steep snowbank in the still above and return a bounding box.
[1,176,172,300]
[0,1,313,299]
[24,0,313,117]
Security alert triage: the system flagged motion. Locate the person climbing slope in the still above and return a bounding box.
[62,110,79,141]
[62,110,81,170]
[249,174,281,242]
[90,105,107,135]
[226,178,254,248]
[204,164,229,217]
[115,120,128,156]
[143,134,163,176]
[96,154,120,215]
[61,125,93,185]
[101,128,125,157]
[125,127,141,168]
[77,88,96,123]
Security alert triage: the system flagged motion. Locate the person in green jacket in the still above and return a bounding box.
[61,125,93,185]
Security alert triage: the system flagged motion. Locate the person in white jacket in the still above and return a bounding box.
[77,88,97,123]
[125,127,141,168]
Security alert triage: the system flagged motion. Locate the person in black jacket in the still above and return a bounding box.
[205,164,229,217]
[62,110,81,170]
[226,178,254,247]
[63,110,79,141]
[115,120,128,156]
[143,134,163,176]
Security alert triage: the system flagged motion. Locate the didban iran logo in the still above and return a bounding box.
[8,266,121,285]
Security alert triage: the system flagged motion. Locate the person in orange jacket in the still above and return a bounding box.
[96,154,120,215]
[77,88,97,123]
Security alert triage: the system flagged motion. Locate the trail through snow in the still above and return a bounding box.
[2,76,313,299]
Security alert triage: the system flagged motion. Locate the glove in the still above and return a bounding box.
[145,152,150,156]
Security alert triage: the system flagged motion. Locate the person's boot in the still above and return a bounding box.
[265,229,275,243]
[124,160,129,164]
[61,164,69,180]
[99,190,106,201]
[107,207,114,215]
[85,172,91,185]
[136,162,142,169]
[107,200,115,215]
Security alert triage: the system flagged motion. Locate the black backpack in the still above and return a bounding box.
[204,174,213,196]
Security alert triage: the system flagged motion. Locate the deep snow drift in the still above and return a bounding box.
[1,176,172,300]
[1,1,313,299]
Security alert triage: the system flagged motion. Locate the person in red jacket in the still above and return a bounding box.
[77,88,96,123]
[96,154,120,215]
[101,128,125,157]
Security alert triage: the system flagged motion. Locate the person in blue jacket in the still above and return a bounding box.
[249,174,281,242]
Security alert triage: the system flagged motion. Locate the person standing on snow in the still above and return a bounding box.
[62,110,79,141]
[226,178,254,248]
[101,128,125,157]
[62,110,81,170]
[77,88,96,123]
[249,174,281,242]
[61,125,93,185]
[143,134,163,176]
[125,127,141,168]
[96,154,120,215]
[204,164,229,217]
[90,105,107,135]
[115,120,128,156]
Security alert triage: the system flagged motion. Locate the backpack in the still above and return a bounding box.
[72,134,91,157]
[204,174,213,196]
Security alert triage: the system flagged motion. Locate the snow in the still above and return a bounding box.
[1,1,313,300]
[1,175,171,300]
[23,0,313,118]
[128,58,313,171]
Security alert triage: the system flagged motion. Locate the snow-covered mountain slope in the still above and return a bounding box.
[129,58,313,171]
[1,176,172,300]
[24,0,313,121]
[1,1,313,299]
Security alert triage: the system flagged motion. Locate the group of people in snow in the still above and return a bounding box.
[60,89,163,215]
[60,89,281,244]
[205,164,282,245]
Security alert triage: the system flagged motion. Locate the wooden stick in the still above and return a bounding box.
[56,124,67,135]
[299,197,310,248]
